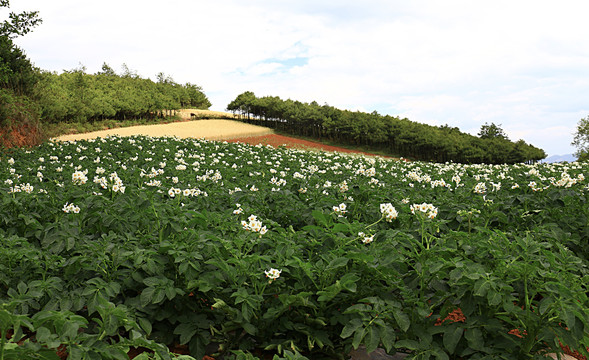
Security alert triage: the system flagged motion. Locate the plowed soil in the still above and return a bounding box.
[227,134,387,157]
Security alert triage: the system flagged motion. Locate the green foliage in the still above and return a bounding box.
[33,65,211,123]
[0,136,587,359]
[0,4,42,142]
[0,0,43,39]
[0,37,38,96]
[572,116,589,161]
[226,92,546,164]
[477,122,508,140]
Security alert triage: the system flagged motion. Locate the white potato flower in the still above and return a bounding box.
[264,268,282,281]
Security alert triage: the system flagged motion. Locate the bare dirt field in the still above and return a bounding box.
[53,119,273,142]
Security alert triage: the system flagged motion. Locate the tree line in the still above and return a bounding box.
[34,64,211,123]
[227,91,547,164]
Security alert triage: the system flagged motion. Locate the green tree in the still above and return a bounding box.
[96,62,117,77]
[227,91,256,119]
[478,122,509,140]
[0,0,42,39]
[572,116,589,161]
[0,0,42,137]
[0,36,37,95]
[0,0,41,96]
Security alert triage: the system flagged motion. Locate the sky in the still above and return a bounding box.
[6,0,589,157]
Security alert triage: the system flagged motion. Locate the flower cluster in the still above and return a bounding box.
[72,170,88,185]
[430,179,449,189]
[62,202,80,214]
[270,177,287,187]
[551,172,583,188]
[358,232,374,244]
[95,172,126,193]
[379,203,398,222]
[332,203,347,217]
[264,268,281,282]
[528,181,545,192]
[457,209,481,217]
[8,183,34,194]
[168,187,182,197]
[473,182,486,194]
[168,187,208,198]
[410,203,438,219]
[241,215,268,235]
[140,167,165,179]
[145,179,161,187]
[108,172,126,193]
[233,203,244,215]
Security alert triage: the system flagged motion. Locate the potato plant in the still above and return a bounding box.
[0,135,587,359]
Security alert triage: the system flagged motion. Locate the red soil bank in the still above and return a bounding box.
[227,134,390,158]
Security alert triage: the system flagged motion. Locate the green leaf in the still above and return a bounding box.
[332,223,349,233]
[242,303,252,322]
[189,335,207,360]
[365,326,380,353]
[140,287,155,307]
[143,276,163,287]
[242,322,257,335]
[152,288,166,304]
[35,326,51,342]
[449,268,464,284]
[340,318,363,339]
[428,261,445,274]
[66,236,75,251]
[352,327,366,349]
[464,328,483,350]
[312,210,328,227]
[164,286,176,301]
[443,325,463,354]
[379,324,396,353]
[395,339,420,350]
[344,304,372,314]
[174,323,198,345]
[339,273,359,292]
[432,346,450,360]
[473,279,491,297]
[104,347,129,360]
[327,257,349,270]
[317,285,340,302]
[392,308,410,332]
[61,320,80,340]
[487,290,502,306]
[138,317,152,335]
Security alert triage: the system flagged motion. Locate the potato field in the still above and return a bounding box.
[0,135,588,360]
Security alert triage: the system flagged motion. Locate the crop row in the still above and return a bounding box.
[0,135,588,359]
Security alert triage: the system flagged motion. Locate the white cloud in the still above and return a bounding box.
[9,0,589,156]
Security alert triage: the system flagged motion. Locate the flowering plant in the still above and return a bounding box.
[0,135,587,360]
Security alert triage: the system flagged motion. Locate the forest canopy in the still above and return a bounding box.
[33,63,211,123]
